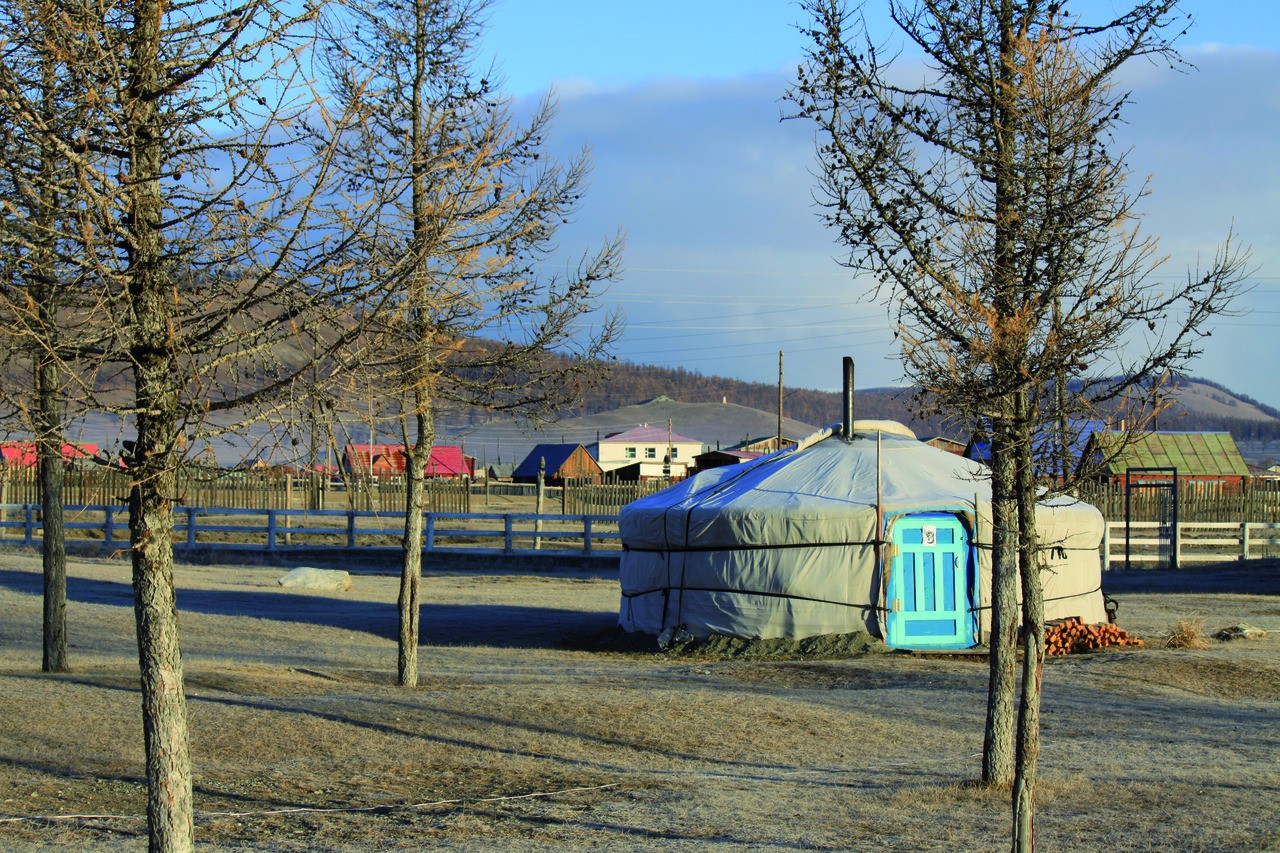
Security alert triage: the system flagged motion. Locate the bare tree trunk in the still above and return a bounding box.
[984,404,1019,786]
[126,0,194,843]
[37,355,68,672]
[1013,392,1045,852]
[129,453,193,852]
[984,0,1021,789]
[35,46,68,673]
[398,409,432,688]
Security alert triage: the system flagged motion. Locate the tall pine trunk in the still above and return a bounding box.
[37,355,68,673]
[984,403,1019,786]
[126,0,195,844]
[984,0,1021,788]
[1013,392,1045,851]
[398,409,432,687]
[129,455,192,851]
[35,48,68,674]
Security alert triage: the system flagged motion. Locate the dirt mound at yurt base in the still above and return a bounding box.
[591,628,887,661]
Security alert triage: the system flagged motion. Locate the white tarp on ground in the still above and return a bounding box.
[618,428,1108,644]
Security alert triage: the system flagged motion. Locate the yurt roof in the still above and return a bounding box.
[621,428,1100,552]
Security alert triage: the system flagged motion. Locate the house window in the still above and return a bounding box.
[645,447,657,459]
[625,447,636,459]
[670,447,678,458]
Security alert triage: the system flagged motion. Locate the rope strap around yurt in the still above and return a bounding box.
[618,582,889,613]
[623,538,879,554]
[965,585,1104,614]
[651,433,834,632]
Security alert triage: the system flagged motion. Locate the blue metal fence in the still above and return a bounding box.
[0,504,621,558]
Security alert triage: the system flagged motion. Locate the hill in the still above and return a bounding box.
[451,396,824,473]
[440,368,1280,472]
[47,340,1280,467]
[526,360,1280,438]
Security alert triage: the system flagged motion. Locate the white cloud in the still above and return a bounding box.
[532,48,1280,404]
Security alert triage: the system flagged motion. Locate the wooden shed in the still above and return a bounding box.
[1078,431,1250,494]
[512,444,603,484]
[692,449,762,473]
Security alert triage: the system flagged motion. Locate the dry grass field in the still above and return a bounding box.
[1,551,1278,852]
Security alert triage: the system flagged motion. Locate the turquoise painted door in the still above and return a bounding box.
[885,513,976,649]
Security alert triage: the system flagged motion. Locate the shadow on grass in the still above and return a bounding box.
[0,569,616,650]
[13,669,883,789]
[1101,560,1280,596]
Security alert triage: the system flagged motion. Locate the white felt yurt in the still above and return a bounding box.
[617,423,1108,650]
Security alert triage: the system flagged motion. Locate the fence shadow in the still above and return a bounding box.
[1103,560,1280,595]
[0,568,618,649]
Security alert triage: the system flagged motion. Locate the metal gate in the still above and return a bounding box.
[1125,466,1178,570]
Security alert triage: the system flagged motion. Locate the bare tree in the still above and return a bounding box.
[321,0,622,688]
[0,0,105,674]
[0,0,383,846]
[788,1,1248,848]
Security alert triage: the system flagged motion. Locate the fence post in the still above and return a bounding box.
[504,514,514,555]
[535,458,544,550]
[1241,521,1250,562]
[1101,524,1110,571]
[187,507,197,548]
[267,509,277,551]
[1173,521,1182,571]
[104,506,115,549]
[583,515,593,555]
[426,513,435,552]
[24,504,34,548]
[347,510,356,547]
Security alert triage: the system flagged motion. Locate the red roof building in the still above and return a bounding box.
[0,442,101,467]
[341,443,475,479]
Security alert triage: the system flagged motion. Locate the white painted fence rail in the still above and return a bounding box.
[0,504,622,558]
[1103,520,1280,569]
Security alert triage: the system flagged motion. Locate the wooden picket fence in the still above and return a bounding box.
[561,478,672,515]
[0,466,471,513]
[1074,482,1280,524]
[0,505,622,557]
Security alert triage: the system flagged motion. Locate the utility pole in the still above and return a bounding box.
[777,350,784,452]
[667,418,673,480]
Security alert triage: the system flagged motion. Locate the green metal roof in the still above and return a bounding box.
[1090,431,1249,478]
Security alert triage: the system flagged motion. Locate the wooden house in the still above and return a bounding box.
[0,441,101,468]
[341,443,475,479]
[589,425,703,479]
[512,444,604,484]
[692,449,763,472]
[1078,431,1250,494]
[923,436,966,456]
[735,435,798,454]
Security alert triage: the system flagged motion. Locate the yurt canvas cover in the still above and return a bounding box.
[618,428,1108,649]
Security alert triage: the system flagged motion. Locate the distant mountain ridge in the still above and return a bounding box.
[549,363,1280,443]
[442,366,1280,475]
[44,336,1280,466]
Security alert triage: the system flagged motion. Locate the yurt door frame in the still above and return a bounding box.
[883,511,978,649]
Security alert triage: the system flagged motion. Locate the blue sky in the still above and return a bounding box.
[478,2,1280,410]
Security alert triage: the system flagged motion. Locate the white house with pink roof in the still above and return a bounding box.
[590,424,705,479]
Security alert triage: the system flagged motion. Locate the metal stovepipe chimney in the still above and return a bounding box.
[842,356,854,441]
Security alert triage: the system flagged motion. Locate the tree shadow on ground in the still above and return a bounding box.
[1101,560,1280,595]
[0,569,617,650]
